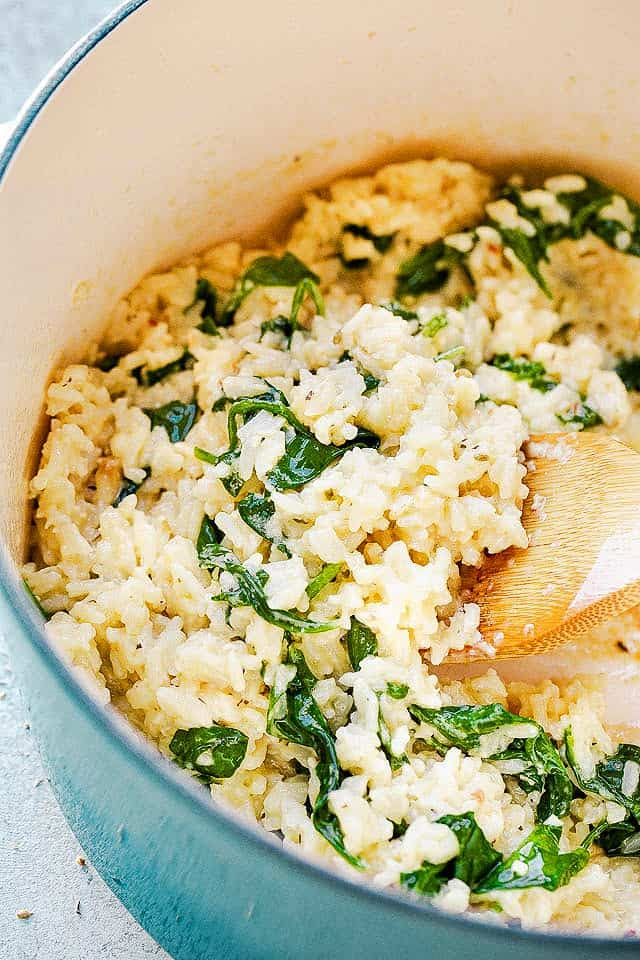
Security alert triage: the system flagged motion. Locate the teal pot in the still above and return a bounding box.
[1,1,638,957]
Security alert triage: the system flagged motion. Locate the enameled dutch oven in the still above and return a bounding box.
[1,2,639,957]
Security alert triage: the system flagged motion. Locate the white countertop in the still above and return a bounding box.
[0,630,173,960]
[0,27,172,946]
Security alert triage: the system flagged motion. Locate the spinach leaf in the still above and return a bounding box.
[112,466,151,507]
[144,400,199,442]
[345,616,378,670]
[23,580,50,620]
[491,731,574,822]
[290,277,325,327]
[556,399,603,429]
[260,314,295,343]
[377,696,407,771]
[408,703,533,751]
[401,812,501,896]
[361,369,380,392]
[396,240,465,298]
[387,682,409,700]
[615,356,640,391]
[421,312,448,338]
[196,393,379,494]
[196,516,338,634]
[554,177,640,256]
[475,824,588,893]
[409,704,572,819]
[401,860,448,896]
[489,185,552,296]
[490,353,557,393]
[267,645,364,868]
[266,425,380,491]
[133,349,194,388]
[220,252,319,326]
[96,354,120,372]
[440,812,503,889]
[237,491,291,556]
[564,730,640,820]
[340,223,395,268]
[260,278,324,346]
[383,301,419,321]
[169,723,247,782]
[306,562,343,601]
[488,179,640,297]
[195,444,245,497]
[212,396,230,413]
[392,819,409,839]
[598,820,640,857]
[184,277,219,334]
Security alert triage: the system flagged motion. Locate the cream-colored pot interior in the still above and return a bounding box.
[1,0,638,569]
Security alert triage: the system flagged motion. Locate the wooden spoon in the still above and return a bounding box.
[457,432,640,661]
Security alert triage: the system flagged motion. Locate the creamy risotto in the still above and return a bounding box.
[24,159,640,934]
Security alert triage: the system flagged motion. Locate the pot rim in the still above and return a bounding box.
[0,1,636,949]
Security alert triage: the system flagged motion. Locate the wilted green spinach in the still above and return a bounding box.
[266,645,364,868]
[196,516,338,634]
[169,723,248,782]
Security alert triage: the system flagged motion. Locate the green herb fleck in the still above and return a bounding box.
[338,352,379,392]
[260,314,295,343]
[553,177,640,256]
[597,820,640,857]
[433,346,465,365]
[488,185,552,296]
[556,399,603,429]
[392,819,409,838]
[386,682,409,700]
[491,354,557,392]
[421,312,448,338]
[383,301,419,321]
[377,696,407,771]
[564,730,640,822]
[306,563,343,601]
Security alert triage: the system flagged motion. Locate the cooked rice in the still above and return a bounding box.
[24,158,640,935]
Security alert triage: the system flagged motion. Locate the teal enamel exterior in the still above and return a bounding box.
[0,3,638,957]
[1,582,636,960]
